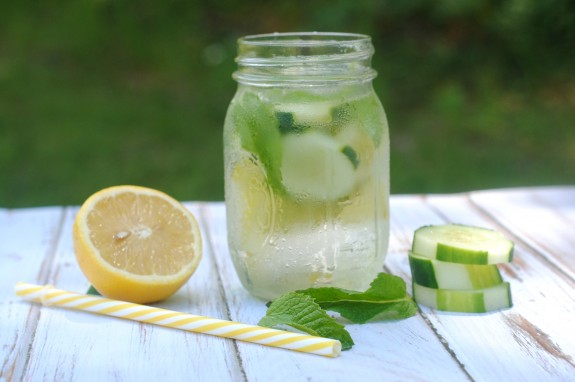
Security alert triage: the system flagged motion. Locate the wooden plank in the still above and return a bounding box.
[200,202,470,381]
[470,187,575,280]
[0,207,65,381]
[21,204,244,381]
[386,193,575,381]
[4,188,573,381]
[531,186,575,222]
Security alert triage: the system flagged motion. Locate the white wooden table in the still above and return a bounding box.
[1,186,574,381]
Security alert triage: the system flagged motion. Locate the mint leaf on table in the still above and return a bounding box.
[258,292,355,350]
[87,285,101,295]
[258,273,416,351]
[296,273,417,324]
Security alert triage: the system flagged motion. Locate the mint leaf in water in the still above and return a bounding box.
[297,273,418,324]
[232,92,284,193]
[258,292,354,350]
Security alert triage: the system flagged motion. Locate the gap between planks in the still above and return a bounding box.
[419,191,575,378]
[8,207,68,382]
[463,192,575,284]
[197,202,249,382]
[386,193,475,381]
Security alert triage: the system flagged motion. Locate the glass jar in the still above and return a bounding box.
[223,32,390,300]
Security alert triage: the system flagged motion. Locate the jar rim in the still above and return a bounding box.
[238,32,372,47]
[236,32,374,64]
[234,32,376,86]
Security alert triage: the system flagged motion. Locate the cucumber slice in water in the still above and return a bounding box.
[275,101,352,136]
[280,131,357,201]
[275,102,337,126]
[412,282,512,313]
[412,224,514,265]
[408,251,503,290]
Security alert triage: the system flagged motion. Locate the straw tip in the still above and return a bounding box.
[331,341,342,358]
[14,281,28,292]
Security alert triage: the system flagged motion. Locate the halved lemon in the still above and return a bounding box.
[73,185,202,303]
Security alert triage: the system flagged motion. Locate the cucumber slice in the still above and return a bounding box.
[280,131,357,201]
[408,251,503,290]
[412,282,512,313]
[334,123,375,180]
[412,224,514,265]
[275,102,353,136]
[275,102,337,126]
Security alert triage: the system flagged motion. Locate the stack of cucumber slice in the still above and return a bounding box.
[409,224,514,313]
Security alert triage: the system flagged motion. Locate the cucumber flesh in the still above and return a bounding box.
[274,102,352,137]
[408,251,503,290]
[275,102,336,126]
[412,282,512,313]
[412,224,514,265]
[280,131,357,201]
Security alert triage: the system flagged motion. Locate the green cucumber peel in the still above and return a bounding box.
[467,264,503,288]
[325,104,352,135]
[413,282,512,313]
[408,251,503,290]
[436,243,489,264]
[275,111,308,135]
[437,287,484,312]
[408,254,438,289]
[341,145,360,169]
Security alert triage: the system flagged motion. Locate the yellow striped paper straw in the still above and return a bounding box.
[14,282,341,358]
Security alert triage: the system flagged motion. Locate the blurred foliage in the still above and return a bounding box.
[1,0,574,207]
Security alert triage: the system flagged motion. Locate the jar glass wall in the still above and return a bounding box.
[223,32,390,300]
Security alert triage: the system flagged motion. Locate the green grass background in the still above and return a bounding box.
[1,1,574,207]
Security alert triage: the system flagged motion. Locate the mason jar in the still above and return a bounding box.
[223,32,390,300]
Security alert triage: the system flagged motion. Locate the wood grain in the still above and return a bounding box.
[201,203,470,381]
[2,188,574,381]
[423,194,574,381]
[470,187,575,280]
[0,207,65,381]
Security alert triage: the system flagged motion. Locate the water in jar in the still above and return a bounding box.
[224,82,389,300]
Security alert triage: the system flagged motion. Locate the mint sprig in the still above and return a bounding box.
[87,285,101,295]
[258,292,354,350]
[258,273,417,350]
[297,273,417,324]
